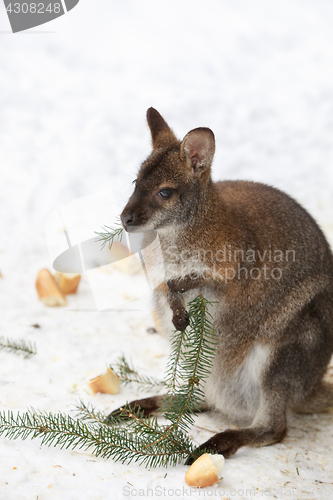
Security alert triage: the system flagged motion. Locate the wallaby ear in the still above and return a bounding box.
[146,107,178,149]
[180,127,215,175]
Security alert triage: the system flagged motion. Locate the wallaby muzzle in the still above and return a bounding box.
[120,210,136,232]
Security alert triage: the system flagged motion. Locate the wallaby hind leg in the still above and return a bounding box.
[293,380,333,414]
[106,395,165,422]
[106,394,208,423]
[186,391,287,463]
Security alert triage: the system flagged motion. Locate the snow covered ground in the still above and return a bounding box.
[1,1,333,499]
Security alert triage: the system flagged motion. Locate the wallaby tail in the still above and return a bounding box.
[293,380,333,414]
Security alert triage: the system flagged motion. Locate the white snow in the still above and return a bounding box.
[1,1,333,499]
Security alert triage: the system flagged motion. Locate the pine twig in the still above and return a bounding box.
[74,400,118,425]
[0,295,217,467]
[147,295,217,451]
[94,220,124,250]
[164,328,187,409]
[111,356,166,392]
[0,336,37,359]
[0,409,194,467]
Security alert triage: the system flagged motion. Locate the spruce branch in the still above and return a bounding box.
[0,408,194,467]
[164,328,187,409]
[111,356,165,392]
[74,400,123,426]
[94,219,124,250]
[147,295,217,449]
[114,406,196,466]
[0,336,37,358]
[0,295,217,466]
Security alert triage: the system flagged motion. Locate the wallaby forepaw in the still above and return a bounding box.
[172,309,189,331]
[167,278,186,293]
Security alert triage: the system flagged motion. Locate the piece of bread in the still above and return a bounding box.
[109,241,130,261]
[109,241,142,274]
[36,269,67,307]
[185,453,225,488]
[55,272,81,295]
[86,367,121,394]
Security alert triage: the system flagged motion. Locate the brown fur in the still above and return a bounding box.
[111,108,333,460]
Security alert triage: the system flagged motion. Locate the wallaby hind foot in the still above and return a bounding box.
[106,394,208,423]
[185,426,287,464]
[106,395,165,422]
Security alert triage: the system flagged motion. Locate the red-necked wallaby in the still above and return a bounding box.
[114,107,333,460]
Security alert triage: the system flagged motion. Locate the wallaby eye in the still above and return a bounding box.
[158,188,173,199]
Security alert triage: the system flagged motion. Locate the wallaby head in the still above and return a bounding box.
[121,108,215,233]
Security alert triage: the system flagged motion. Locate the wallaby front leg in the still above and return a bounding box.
[167,273,216,330]
[167,288,189,331]
[167,274,214,294]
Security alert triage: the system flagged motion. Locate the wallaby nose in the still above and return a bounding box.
[121,212,135,227]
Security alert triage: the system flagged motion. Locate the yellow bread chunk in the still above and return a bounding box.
[109,241,130,260]
[110,241,142,274]
[86,367,120,394]
[185,453,225,488]
[36,269,67,307]
[55,272,81,295]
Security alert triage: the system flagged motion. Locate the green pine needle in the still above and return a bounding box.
[74,400,118,425]
[94,220,124,250]
[0,336,37,359]
[111,356,166,392]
